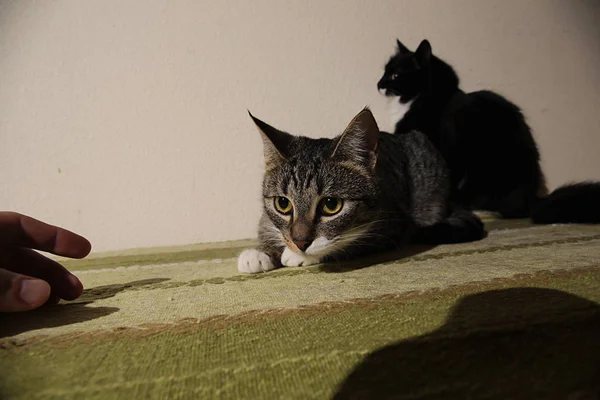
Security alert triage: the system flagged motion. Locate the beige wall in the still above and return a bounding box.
[1,0,599,252]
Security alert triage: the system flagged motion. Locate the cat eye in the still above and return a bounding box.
[391,73,398,80]
[274,197,293,215]
[320,197,343,216]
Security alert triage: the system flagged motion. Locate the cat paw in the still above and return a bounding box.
[237,249,275,274]
[281,247,320,267]
[449,209,485,241]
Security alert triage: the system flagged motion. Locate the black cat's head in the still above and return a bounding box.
[377,39,433,102]
[378,39,459,102]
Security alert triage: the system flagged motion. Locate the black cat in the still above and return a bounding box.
[377,39,600,223]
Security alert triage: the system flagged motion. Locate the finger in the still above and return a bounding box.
[0,246,83,300]
[45,295,61,306]
[0,212,91,258]
[0,268,51,312]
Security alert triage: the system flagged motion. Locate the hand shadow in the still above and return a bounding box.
[320,244,435,273]
[0,278,170,338]
[334,288,600,400]
[0,302,118,338]
[75,278,170,303]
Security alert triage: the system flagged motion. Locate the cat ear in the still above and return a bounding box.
[396,39,409,54]
[415,39,432,65]
[248,111,292,169]
[331,107,379,170]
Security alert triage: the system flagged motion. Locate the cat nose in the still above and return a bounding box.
[293,239,312,252]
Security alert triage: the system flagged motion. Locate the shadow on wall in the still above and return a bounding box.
[562,0,600,60]
[333,287,600,400]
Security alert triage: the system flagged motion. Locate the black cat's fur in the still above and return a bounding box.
[378,39,600,223]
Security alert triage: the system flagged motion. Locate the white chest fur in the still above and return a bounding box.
[387,96,414,129]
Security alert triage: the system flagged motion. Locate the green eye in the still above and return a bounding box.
[320,197,343,216]
[274,197,293,215]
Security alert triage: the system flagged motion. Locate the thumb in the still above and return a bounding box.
[0,268,51,312]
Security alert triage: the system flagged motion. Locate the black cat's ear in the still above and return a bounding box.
[331,107,379,170]
[248,111,292,169]
[396,39,409,54]
[415,39,432,65]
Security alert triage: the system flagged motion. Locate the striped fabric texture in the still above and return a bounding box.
[1,216,599,399]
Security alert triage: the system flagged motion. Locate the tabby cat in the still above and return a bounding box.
[238,108,484,273]
[377,39,600,223]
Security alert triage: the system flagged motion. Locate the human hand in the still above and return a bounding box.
[0,212,91,312]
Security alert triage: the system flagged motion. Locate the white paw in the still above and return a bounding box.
[281,247,320,267]
[237,249,275,274]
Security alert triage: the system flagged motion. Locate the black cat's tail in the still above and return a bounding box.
[531,182,600,224]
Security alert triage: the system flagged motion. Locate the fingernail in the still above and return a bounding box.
[19,280,50,305]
